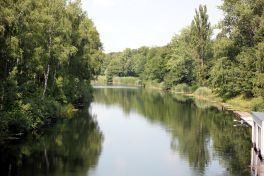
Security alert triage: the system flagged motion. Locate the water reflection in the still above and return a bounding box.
[0,108,103,176]
[93,88,251,176]
[0,88,251,176]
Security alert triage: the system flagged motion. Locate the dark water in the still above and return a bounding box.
[0,87,252,176]
[0,109,103,176]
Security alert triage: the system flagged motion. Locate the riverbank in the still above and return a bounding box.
[147,83,263,113]
[0,102,80,142]
[93,76,264,113]
[92,76,141,86]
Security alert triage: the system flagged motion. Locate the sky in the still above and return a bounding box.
[82,0,223,53]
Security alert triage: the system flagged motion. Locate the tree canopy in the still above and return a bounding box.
[0,0,102,138]
[100,0,264,110]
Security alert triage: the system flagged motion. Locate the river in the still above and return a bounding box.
[0,87,251,176]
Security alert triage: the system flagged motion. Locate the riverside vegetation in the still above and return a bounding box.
[0,0,103,139]
[99,1,264,112]
[0,0,263,139]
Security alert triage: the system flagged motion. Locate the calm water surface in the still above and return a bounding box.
[0,87,251,176]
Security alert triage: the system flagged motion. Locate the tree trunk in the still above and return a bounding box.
[42,29,52,99]
[42,64,50,99]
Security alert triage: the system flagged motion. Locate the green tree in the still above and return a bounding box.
[191,5,212,85]
[211,0,264,99]
[143,47,169,83]
[254,42,264,97]
[165,27,195,88]
[0,0,102,138]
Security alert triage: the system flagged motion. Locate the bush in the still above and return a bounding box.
[252,97,264,111]
[172,84,191,93]
[190,84,198,92]
[226,95,264,111]
[106,74,113,85]
[143,80,164,89]
[91,75,107,85]
[7,110,31,134]
[113,76,140,86]
[57,103,76,119]
[194,87,213,97]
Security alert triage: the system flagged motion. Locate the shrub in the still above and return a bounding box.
[252,97,264,111]
[106,74,113,85]
[226,95,264,111]
[194,87,213,97]
[58,103,76,118]
[113,76,140,86]
[172,84,191,93]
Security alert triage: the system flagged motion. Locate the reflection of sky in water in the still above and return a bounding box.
[0,88,250,176]
[89,103,227,176]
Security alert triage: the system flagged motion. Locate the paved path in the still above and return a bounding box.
[234,111,253,127]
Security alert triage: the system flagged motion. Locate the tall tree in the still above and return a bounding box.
[191,5,212,86]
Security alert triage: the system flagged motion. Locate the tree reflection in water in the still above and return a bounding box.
[0,108,103,176]
[93,88,251,176]
[0,88,251,176]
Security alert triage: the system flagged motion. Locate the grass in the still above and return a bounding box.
[112,76,141,86]
[93,76,264,112]
[143,80,165,90]
[225,95,264,112]
[92,75,141,86]
[92,75,107,85]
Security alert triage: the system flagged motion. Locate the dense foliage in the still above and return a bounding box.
[0,108,103,175]
[101,1,264,110]
[0,0,102,138]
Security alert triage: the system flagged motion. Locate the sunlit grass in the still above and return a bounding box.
[113,76,140,86]
[93,77,264,112]
[226,95,264,112]
[92,76,141,86]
